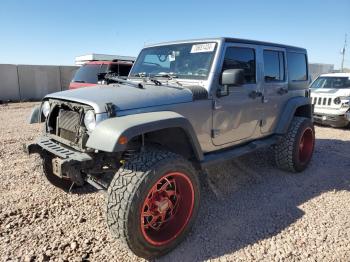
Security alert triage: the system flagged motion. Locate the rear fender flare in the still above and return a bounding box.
[275,96,312,134]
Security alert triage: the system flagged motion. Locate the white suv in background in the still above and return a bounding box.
[310,73,350,127]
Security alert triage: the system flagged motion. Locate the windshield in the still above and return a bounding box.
[311,76,350,89]
[130,42,217,80]
[72,64,107,84]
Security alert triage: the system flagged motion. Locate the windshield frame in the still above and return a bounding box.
[129,41,219,81]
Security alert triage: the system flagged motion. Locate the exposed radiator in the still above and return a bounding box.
[57,110,80,141]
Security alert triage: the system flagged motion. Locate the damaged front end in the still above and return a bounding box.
[25,99,120,190]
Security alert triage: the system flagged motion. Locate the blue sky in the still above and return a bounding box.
[0,0,349,69]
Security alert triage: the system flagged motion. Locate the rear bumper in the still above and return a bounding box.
[25,136,93,185]
[313,113,350,127]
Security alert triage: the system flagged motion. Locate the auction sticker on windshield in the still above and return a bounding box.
[191,43,216,53]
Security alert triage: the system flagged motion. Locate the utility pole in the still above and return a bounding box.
[341,34,347,72]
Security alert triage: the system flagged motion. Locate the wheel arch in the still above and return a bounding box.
[86,111,204,161]
[275,96,313,134]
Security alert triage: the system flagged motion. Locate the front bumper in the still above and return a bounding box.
[313,113,350,127]
[25,136,93,185]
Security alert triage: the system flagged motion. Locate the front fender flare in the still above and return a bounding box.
[28,105,43,124]
[86,111,204,161]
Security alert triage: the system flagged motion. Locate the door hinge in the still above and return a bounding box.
[211,129,220,138]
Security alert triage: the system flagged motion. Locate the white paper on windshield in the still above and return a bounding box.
[190,43,216,53]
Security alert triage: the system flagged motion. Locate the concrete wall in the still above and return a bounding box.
[0,64,78,101]
[0,64,21,101]
[18,65,62,100]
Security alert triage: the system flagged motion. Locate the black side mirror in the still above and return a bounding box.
[217,69,245,97]
[221,69,245,86]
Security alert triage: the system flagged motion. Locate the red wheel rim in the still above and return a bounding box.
[298,127,314,164]
[140,172,195,246]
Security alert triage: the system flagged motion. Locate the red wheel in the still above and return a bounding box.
[106,149,200,258]
[141,172,195,246]
[298,127,314,164]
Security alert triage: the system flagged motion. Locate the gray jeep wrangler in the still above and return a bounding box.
[26,37,314,258]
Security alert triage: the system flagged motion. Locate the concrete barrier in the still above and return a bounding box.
[0,64,78,101]
[17,65,62,100]
[0,64,21,101]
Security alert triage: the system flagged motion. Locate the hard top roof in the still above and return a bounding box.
[146,37,306,52]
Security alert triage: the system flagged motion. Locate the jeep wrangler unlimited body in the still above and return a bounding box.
[26,38,314,258]
[310,73,350,127]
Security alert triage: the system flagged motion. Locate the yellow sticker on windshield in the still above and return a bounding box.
[190,43,216,53]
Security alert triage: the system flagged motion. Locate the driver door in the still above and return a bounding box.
[212,44,263,146]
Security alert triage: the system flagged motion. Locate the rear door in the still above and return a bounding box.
[212,43,263,146]
[260,47,289,134]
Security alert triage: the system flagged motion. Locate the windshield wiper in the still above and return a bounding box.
[152,73,183,87]
[153,73,178,79]
[133,72,162,86]
[131,72,182,89]
[134,72,147,77]
[74,80,85,83]
[104,73,144,89]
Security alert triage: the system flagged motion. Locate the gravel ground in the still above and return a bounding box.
[0,102,350,262]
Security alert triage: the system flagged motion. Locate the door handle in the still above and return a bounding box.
[249,90,263,99]
[277,88,288,95]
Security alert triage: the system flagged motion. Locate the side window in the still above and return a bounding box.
[287,52,308,81]
[263,50,285,82]
[222,47,256,84]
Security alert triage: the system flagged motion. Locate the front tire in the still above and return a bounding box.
[106,149,200,259]
[275,117,315,172]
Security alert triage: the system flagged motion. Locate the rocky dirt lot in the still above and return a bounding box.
[0,102,350,262]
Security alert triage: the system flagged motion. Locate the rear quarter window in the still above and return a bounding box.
[287,52,308,81]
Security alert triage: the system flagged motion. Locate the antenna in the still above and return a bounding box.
[341,34,347,72]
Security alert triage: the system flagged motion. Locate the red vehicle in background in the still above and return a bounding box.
[69,60,134,89]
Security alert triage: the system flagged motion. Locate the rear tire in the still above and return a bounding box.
[106,149,200,259]
[275,117,315,172]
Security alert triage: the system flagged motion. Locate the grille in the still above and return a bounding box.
[58,110,80,141]
[312,96,332,106]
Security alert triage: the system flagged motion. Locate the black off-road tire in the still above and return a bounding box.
[106,149,200,259]
[41,154,72,191]
[275,117,315,172]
